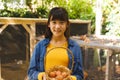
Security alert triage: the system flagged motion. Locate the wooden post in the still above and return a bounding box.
[105,49,113,80]
[97,49,102,67]
[25,32,29,63]
[0,59,4,80]
[30,23,36,57]
[22,23,32,61]
[88,22,91,36]
[95,0,102,35]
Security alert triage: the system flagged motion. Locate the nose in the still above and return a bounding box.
[55,23,61,28]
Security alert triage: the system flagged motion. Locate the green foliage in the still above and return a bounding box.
[67,0,95,20]
[36,6,48,18]
[105,7,120,36]
[10,8,25,17]
[43,0,95,20]
[0,8,39,18]
[0,8,21,17]
[0,0,95,20]
[43,0,67,7]
[22,11,38,18]
[102,0,120,36]
[26,0,32,5]
[0,9,12,17]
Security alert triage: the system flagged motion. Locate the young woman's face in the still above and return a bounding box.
[49,19,67,37]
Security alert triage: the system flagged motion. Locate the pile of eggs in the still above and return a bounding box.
[45,65,72,80]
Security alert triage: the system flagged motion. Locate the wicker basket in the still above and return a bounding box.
[45,65,72,80]
[44,47,74,80]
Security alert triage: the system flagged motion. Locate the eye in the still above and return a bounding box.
[52,21,56,24]
[60,21,65,24]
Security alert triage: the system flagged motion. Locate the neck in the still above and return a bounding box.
[52,35,66,42]
[50,36,67,46]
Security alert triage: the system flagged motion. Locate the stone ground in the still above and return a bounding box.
[1,61,29,80]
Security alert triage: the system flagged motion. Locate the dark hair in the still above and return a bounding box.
[45,7,70,40]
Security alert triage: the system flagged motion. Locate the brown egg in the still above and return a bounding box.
[49,71,56,78]
[56,70,62,76]
[62,72,68,78]
[56,75,63,80]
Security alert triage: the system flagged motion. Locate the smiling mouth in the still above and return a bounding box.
[54,30,61,33]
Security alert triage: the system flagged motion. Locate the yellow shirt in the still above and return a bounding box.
[38,42,76,80]
[45,42,69,71]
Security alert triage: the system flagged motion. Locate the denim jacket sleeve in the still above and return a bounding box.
[27,44,40,80]
[69,39,84,80]
[27,38,49,80]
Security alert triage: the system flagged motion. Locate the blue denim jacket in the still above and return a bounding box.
[28,38,83,80]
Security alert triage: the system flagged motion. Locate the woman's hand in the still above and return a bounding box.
[38,72,45,80]
[70,75,76,80]
[80,35,90,43]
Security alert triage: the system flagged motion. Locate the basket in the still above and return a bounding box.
[44,47,74,80]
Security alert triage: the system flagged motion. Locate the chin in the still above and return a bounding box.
[54,34,63,37]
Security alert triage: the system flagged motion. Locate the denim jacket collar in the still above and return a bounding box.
[43,38,74,47]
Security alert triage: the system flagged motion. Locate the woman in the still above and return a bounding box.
[28,7,83,80]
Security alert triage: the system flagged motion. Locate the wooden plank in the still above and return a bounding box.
[0,17,47,24]
[0,17,91,24]
[22,24,32,34]
[72,36,120,52]
[69,19,91,24]
[74,40,120,52]
[0,24,8,33]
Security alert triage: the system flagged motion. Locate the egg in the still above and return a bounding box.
[56,70,62,76]
[56,75,63,80]
[49,71,56,78]
[62,72,68,78]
